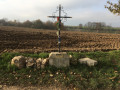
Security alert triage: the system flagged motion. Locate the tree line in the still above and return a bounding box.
[0,18,65,30]
[66,22,111,30]
[0,0,119,31]
[65,22,120,34]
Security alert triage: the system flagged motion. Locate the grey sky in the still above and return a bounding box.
[0,0,119,27]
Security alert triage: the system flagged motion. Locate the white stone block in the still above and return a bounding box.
[49,52,70,68]
[79,58,97,66]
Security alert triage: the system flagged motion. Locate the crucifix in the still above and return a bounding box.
[48,4,72,52]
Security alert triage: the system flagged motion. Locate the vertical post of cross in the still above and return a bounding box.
[58,4,61,52]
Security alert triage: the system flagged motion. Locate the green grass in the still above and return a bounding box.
[0,51,120,89]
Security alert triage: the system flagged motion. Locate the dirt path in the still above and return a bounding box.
[0,85,70,90]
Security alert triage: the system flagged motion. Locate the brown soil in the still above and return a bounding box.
[0,26,120,53]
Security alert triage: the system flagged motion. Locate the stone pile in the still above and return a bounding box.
[11,54,98,69]
[11,56,49,69]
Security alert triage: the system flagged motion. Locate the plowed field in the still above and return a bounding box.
[0,26,120,53]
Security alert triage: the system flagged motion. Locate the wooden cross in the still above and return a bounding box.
[48,4,72,52]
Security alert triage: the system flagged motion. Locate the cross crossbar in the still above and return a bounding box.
[48,16,72,18]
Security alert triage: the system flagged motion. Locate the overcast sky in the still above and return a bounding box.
[0,0,120,27]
